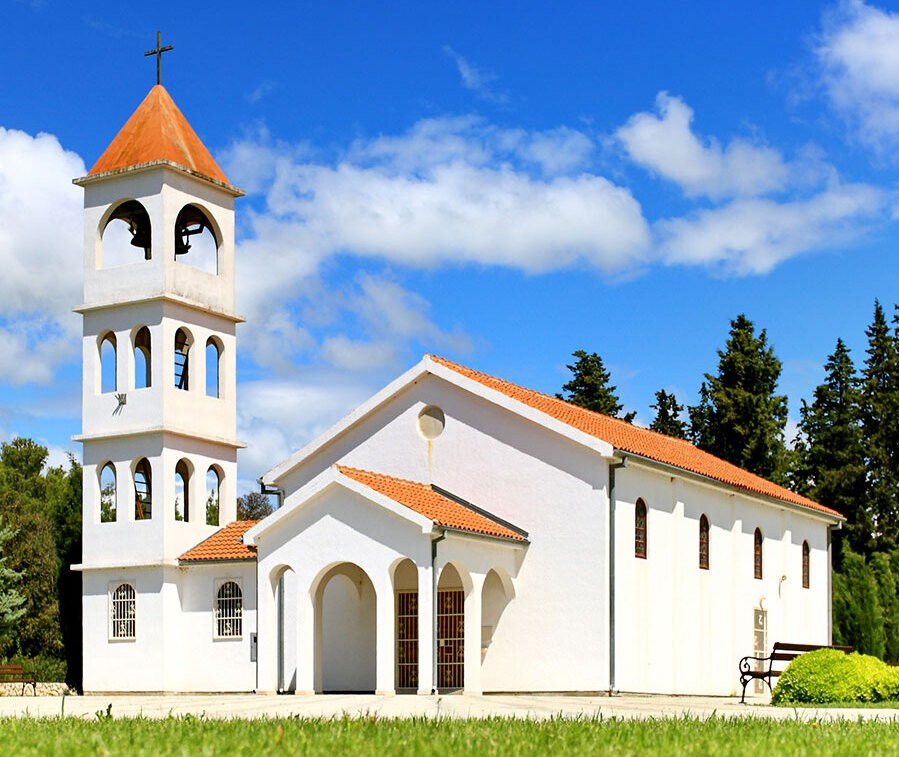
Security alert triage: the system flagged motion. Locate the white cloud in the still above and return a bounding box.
[657,182,885,274]
[616,93,790,199]
[0,128,84,383]
[237,372,376,480]
[224,118,650,345]
[817,1,899,149]
[443,46,508,104]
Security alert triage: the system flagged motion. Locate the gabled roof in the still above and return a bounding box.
[263,355,840,521]
[179,520,259,563]
[428,355,840,519]
[337,465,528,542]
[84,85,233,188]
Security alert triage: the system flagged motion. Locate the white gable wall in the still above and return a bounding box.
[273,374,612,693]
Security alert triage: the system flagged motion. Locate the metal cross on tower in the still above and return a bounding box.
[144,32,173,86]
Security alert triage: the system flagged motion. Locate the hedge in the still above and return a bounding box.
[771,648,899,704]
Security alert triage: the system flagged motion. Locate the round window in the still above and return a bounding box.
[417,405,446,440]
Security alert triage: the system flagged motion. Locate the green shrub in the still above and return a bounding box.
[1,653,66,682]
[772,648,899,704]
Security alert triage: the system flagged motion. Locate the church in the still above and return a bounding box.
[73,83,842,696]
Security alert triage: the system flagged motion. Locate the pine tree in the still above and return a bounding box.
[557,350,635,422]
[860,301,899,552]
[0,517,26,644]
[650,389,687,438]
[688,314,788,481]
[792,338,870,557]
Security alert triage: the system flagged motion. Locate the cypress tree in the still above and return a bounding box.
[792,338,870,557]
[557,350,636,422]
[688,314,788,481]
[650,389,687,438]
[860,301,899,553]
[870,552,899,662]
[832,549,885,658]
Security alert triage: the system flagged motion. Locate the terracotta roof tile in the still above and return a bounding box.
[88,85,230,185]
[179,520,259,562]
[428,355,842,519]
[337,465,527,541]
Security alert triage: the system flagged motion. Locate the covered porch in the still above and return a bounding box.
[245,465,527,695]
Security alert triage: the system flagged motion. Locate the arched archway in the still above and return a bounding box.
[393,558,419,691]
[481,568,513,664]
[270,565,297,693]
[314,562,376,693]
[437,563,465,690]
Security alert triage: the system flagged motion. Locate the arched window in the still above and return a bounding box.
[174,328,191,390]
[635,499,647,559]
[215,580,243,638]
[101,200,152,267]
[175,203,218,274]
[110,583,136,640]
[802,541,810,589]
[133,326,151,389]
[699,514,710,570]
[100,463,117,523]
[175,459,191,522]
[754,528,763,580]
[206,466,221,526]
[134,458,152,520]
[205,338,221,398]
[100,332,117,393]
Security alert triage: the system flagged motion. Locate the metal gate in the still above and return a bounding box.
[437,589,464,689]
[396,591,418,690]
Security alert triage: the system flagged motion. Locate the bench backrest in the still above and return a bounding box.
[0,665,26,675]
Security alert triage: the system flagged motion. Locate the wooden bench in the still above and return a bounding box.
[0,664,37,696]
[739,642,853,702]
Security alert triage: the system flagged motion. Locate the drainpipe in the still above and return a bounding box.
[258,480,284,510]
[277,573,284,693]
[608,455,627,696]
[431,529,447,695]
[827,522,841,645]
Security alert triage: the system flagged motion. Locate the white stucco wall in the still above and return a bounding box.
[82,563,256,693]
[612,461,833,695]
[267,372,836,696]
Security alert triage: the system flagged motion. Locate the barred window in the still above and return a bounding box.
[754,528,763,580]
[110,583,136,640]
[215,580,243,639]
[635,499,647,559]
[699,514,710,570]
[802,541,810,589]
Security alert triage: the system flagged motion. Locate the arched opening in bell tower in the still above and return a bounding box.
[101,200,152,267]
[134,458,153,520]
[133,326,152,389]
[174,204,218,274]
[175,458,192,522]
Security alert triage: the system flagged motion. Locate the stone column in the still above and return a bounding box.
[255,569,277,694]
[463,572,485,695]
[375,574,396,695]
[416,563,434,695]
[294,582,316,695]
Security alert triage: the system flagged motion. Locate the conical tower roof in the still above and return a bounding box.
[86,85,232,188]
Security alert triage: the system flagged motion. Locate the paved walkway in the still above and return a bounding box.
[0,692,898,721]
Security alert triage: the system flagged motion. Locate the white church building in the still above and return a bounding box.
[73,85,843,696]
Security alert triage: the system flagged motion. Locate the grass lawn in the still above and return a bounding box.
[2,715,899,756]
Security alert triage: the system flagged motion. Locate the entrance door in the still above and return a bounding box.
[437,589,464,689]
[753,607,768,693]
[396,591,418,690]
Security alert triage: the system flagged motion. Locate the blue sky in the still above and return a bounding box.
[3,1,899,491]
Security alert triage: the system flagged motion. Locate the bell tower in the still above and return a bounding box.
[73,84,245,569]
